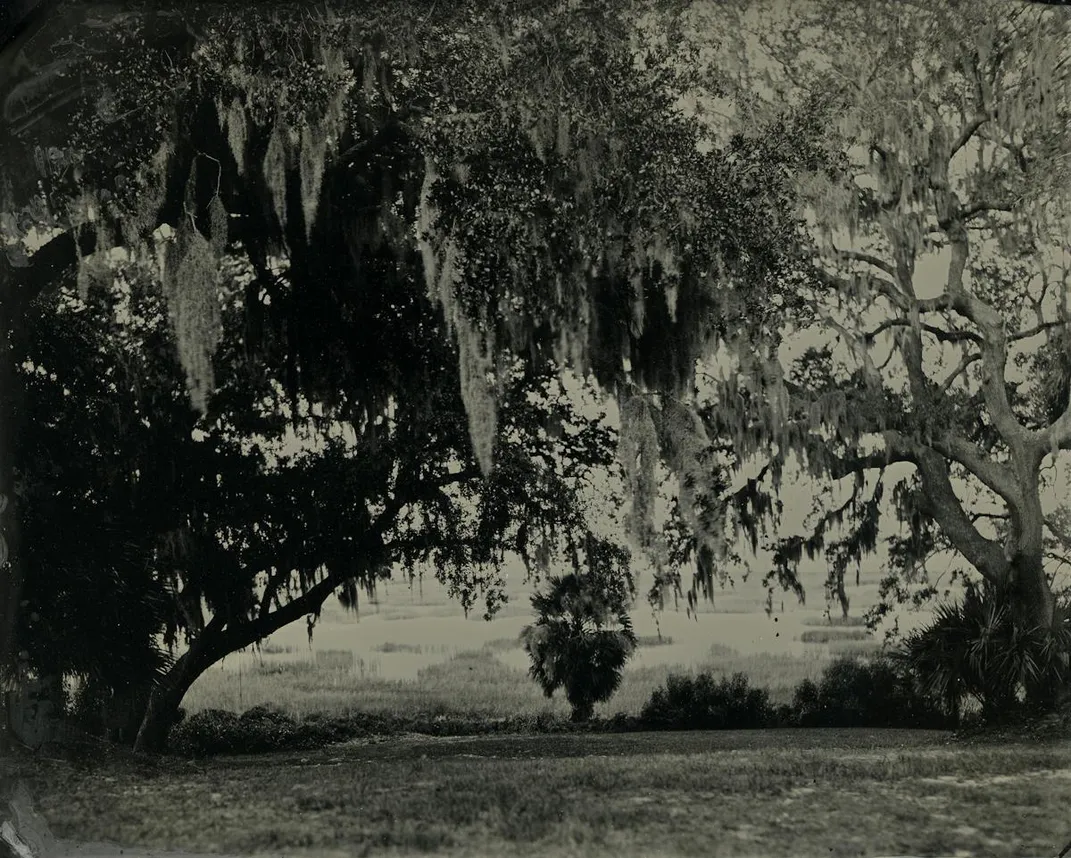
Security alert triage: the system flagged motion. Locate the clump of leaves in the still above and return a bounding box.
[520,573,637,722]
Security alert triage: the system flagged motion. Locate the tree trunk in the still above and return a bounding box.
[1008,552,1055,630]
[132,648,214,754]
[569,699,594,723]
[134,571,347,753]
[0,284,25,712]
[1008,552,1059,710]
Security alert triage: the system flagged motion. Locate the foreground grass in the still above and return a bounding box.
[6,730,1071,857]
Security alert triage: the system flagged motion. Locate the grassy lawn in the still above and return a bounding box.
[6,730,1071,858]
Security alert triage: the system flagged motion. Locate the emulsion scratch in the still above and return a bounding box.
[1,782,54,858]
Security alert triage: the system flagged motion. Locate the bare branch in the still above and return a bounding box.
[1044,402,1071,452]
[896,436,1010,583]
[970,511,1009,523]
[940,352,980,392]
[219,569,346,656]
[917,294,955,313]
[950,113,989,159]
[1009,319,1070,342]
[864,317,983,345]
[830,246,898,279]
[811,310,883,388]
[825,448,913,481]
[938,230,1029,446]
[258,567,290,620]
[1045,516,1071,554]
[961,200,1016,219]
[811,266,909,313]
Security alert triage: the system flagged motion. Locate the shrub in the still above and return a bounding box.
[302,712,361,745]
[639,671,772,730]
[770,703,797,727]
[815,658,889,727]
[236,703,302,750]
[794,656,949,729]
[168,704,315,756]
[604,712,642,732]
[792,677,821,725]
[168,708,244,756]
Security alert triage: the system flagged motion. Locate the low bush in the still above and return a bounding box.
[639,671,772,730]
[794,657,949,729]
[168,709,245,756]
[167,706,651,757]
[169,704,327,756]
[769,703,797,728]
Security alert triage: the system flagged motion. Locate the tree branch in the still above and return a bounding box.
[938,229,1029,447]
[830,247,898,279]
[219,569,345,656]
[929,435,1020,510]
[1044,402,1071,452]
[811,266,909,313]
[371,463,482,536]
[970,511,1009,523]
[825,447,914,480]
[961,200,1016,219]
[950,113,989,159]
[864,317,983,345]
[1010,319,1069,342]
[1,225,97,315]
[812,310,883,388]
[258,567,291,620]
[886,432,1010,583]
[940,352,980,392]
[1045,515,1071,553]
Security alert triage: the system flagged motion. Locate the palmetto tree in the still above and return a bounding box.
[521,571,638,722]
[895,581,1071,723]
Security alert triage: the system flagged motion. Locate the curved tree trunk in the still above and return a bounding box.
[134,572,347,753]
[133,644,217,753]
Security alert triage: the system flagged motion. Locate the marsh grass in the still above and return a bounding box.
[374,641,456,655]
[635,635,675,647]
[801,615,871,628]
[186,639,837,719]
[799,629,872,644]
[188,647,571,719]
[828,639,884,657]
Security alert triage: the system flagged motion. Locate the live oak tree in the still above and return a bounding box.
[16,240,634,751]
[658,0,1071,654]
[1,1,805,748]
